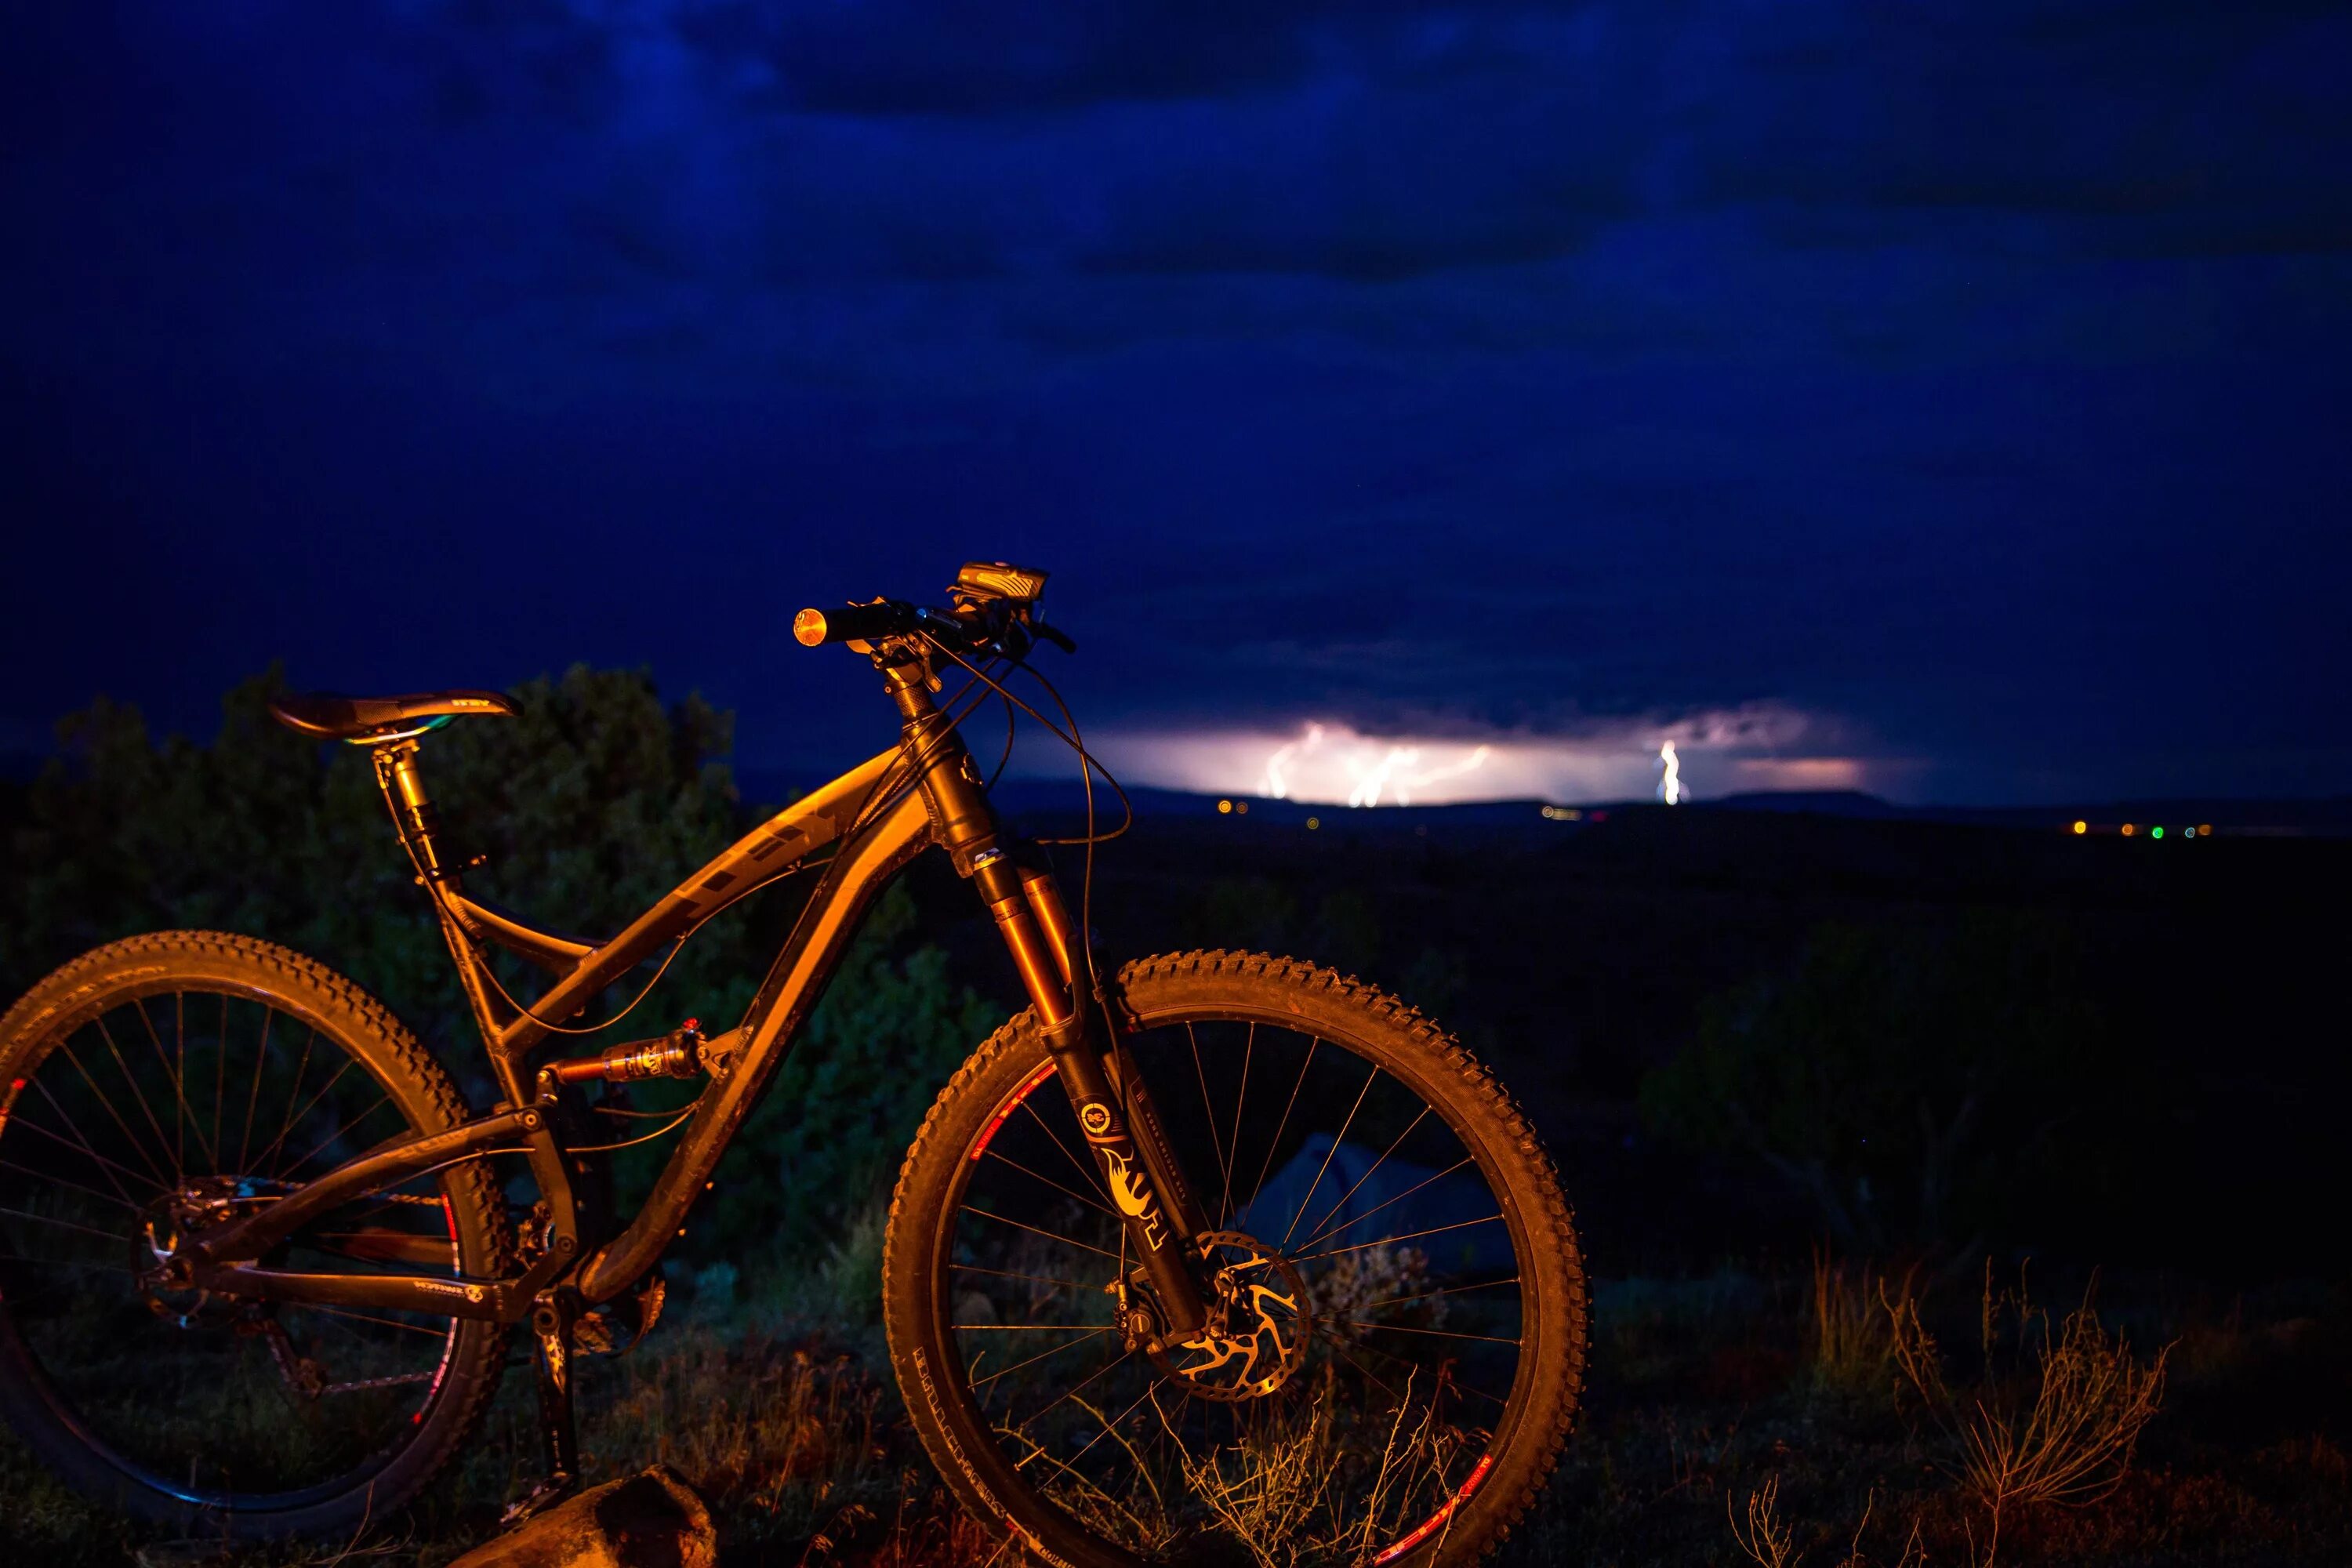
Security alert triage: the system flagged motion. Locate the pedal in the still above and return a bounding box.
[572,1273,666,1357]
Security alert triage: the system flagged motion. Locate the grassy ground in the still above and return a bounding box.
[5,1247,2343,1567]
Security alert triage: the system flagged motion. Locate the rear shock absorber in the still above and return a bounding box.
[539,1022,708,1088]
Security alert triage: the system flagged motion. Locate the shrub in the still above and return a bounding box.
[1809,1250,1905,1399]
[1886,1265,2172,1559]
[1639,914,2110,1253]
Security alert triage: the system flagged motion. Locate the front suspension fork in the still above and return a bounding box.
[978,850,1213,1339]
[887,656,1212,1339]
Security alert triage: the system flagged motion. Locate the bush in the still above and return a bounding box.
[1639,914,2111,1254]
[1887,1265,2172,1558]
[0,669,995,1274]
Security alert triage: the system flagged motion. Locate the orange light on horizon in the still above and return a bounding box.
[1216,799,1232,815]
[2072,820,2087,834]
[2121,823,2136,837]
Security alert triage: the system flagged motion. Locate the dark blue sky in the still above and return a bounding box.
[4,2,2347,804]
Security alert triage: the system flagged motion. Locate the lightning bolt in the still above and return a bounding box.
[1657,740,1683,805]
[1394,744,1491,806]
[1347,746,1416,808]
[1259,723,1326,799]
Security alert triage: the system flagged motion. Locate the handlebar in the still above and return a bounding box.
[792,599,1076,656]
[791,601,936,648]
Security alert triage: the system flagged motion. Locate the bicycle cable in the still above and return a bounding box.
[382,655,1008,1045]
[916,633,1137,1034]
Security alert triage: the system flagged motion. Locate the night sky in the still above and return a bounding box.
[4,2,2347,806]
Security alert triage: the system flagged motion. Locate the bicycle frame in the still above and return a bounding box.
[190,647,1214,1341]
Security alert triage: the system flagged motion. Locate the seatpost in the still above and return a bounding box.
[881,656,1210,1341]
[374,742,459,886]
[372,740,521,1094]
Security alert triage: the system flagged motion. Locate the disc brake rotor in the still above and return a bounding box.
[1147,1229,1312,1403]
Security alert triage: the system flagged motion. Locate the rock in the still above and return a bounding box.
[451,1465,717,1568]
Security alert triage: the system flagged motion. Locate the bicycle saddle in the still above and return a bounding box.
[268,688,517,741]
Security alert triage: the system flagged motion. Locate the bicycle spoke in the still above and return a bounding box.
[1354,1276,1521,1314]
[1183,1022,1229,1217]
[1239,1035,1315,1232]
[1338,1334,1511,1406]
[1298,1154,1475,1254]
[1329,1319,1522,1348]
[237,1004,275,1175]
[1017,1098,1112,1206]
[54,1037,171,1189]
[256,1057,357,1179]
[1280,1058,1377,1249]
[982,1149,1121,1222]
[134,996,213,1176]
[1008,1336,1129,1431]
[257,1029,328,1178]
[969,1327,1115,1391]
[1220,1022,1253,1227]
[1062,1374,1168,1472]
[281,1089,392,1178]
[213,992,229,1167]
[1301,1105,1430,1250]
[12,1092,159,1204]
[0,1158,142,1213]
[964,1206,1127,1264]
[94,1014,183,1188]
[297,1305,461,1341]
[1322,1334,1408,1404]
[949,1262,1102,1294]
[1294,1211,1504,1267]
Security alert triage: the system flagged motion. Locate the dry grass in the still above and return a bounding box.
[1809,1250,1907,1399]
[8,1257,2338,1568]
[1167,1365,1480,1568]
[569,1327,902,1549]
[1885,1265,2172,1563]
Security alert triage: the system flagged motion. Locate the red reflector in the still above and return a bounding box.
[971,1059,1058,1163]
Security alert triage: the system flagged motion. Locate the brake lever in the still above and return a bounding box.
[1033,622,1077,655]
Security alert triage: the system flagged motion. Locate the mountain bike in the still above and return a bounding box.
[0,563,1587,1565]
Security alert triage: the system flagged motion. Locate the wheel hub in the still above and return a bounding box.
[1146,1230,1311,1403]
[132,1175,276,1325]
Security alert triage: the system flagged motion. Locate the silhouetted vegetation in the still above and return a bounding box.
[1639,915,2118,1255]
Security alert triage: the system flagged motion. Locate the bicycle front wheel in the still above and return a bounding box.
[884,951,1587,1567]
[0,931,514,1540]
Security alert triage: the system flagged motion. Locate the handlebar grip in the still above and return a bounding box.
[793,602,913,647]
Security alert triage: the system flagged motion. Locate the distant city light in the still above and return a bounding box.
[1305,816,1319,830]
[2122,823,2135,836]
[2198,824,2212,836]
[1216,799,1232,815]
[2152,826,2165,839]
[2072,820,2088,834]
[1540,805,1584,821]
[1235,800,1248,815]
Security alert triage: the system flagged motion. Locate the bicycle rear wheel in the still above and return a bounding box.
[884,951,1587,1567]
[0,932,514,1539]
